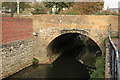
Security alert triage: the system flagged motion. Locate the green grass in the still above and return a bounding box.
[90,57,105,79]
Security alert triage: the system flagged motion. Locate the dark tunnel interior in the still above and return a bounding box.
[47,33,84,55]
[47,33,102,59]
[46,33,102,78]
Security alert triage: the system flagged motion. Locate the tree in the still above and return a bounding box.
[44,2,73,14]
[60,2,104,15]
[31,2,47,14]
[2,2,17,17]
[2,2,17,12]
[2,2,31,13]
[72,2,104,15]
[19,2,31,13]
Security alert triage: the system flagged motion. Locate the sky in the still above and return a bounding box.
[104,0,120,9]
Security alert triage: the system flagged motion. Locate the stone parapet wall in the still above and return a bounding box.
[32,15,118,26]
[33,15,118,36]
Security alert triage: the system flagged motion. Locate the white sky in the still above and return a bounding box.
[104,0,120,9]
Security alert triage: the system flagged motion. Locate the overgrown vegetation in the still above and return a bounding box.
[89,57,105,79]
[2,2,120,16]
[44,2,73,14]
[33,58,39,65]
[60,9,80,15]
[93,10,120,16]
[32,3,47,14]
[60,2,104,15]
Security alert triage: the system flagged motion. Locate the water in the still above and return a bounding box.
[4,34,102,79]
[5,46,99,80]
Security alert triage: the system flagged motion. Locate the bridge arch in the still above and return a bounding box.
[46,29,103,52]
[46,32,102,64]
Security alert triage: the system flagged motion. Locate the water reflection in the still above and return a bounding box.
[47,49,90,79]
[5,47,93,80]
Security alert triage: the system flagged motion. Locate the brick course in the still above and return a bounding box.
[1,17,33,44]
[0,17,33,79]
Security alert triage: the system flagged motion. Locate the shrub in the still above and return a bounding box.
[60,9,80,15]
[55,10,59,14]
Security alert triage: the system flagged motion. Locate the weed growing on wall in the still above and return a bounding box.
[33,58,39,65]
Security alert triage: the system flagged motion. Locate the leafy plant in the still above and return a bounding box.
[44,2,73,14]
[33,58,39,65]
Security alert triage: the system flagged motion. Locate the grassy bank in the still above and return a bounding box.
[90,57,105,79]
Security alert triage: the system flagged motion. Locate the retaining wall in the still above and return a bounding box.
[0,17,33,79]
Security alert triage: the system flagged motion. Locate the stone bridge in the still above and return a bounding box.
[32,15,119,63]
[0,15,119,79]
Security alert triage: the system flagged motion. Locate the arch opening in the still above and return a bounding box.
[47,33,102,67]
[46,33,102,78]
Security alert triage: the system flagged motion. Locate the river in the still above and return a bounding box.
[5,44,101,80]
[4,33,102,79]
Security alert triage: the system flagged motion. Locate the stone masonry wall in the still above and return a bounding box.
[1,39,33,79]
[0,17,33,79]
[32,15,119,64]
